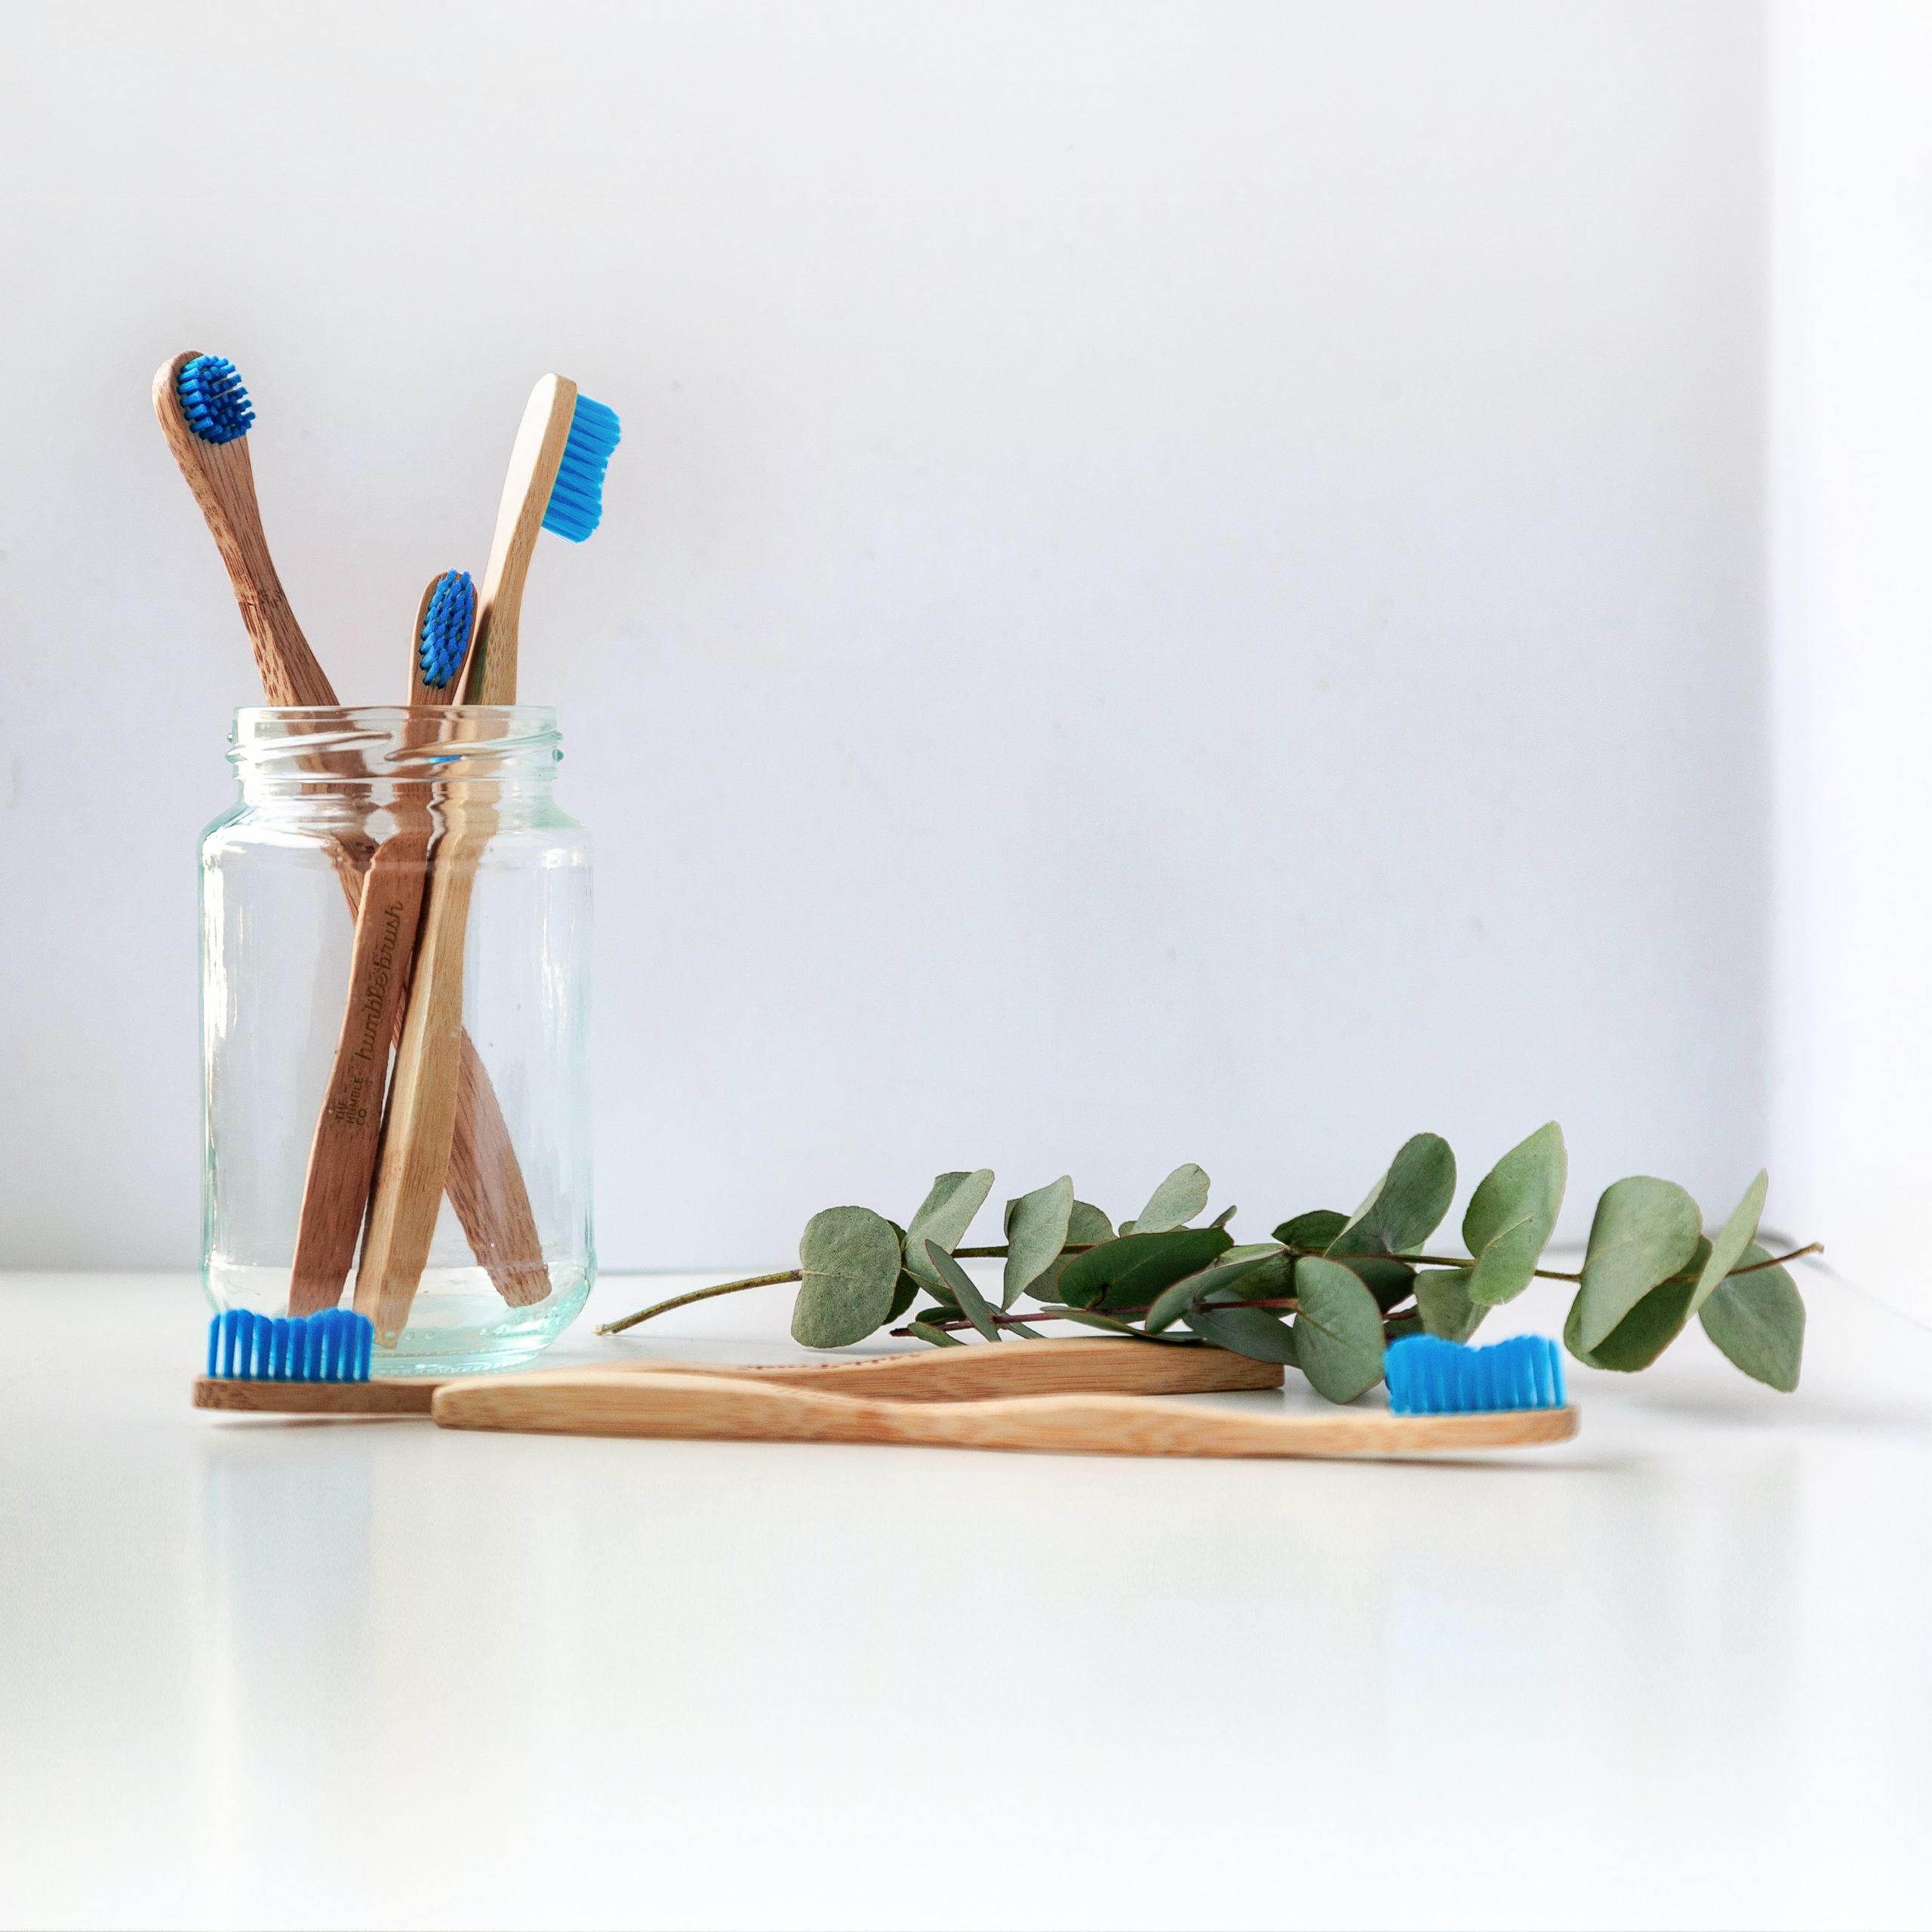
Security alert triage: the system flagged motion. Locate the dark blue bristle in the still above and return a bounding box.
[1385,1334,1566,1416]
[541,394,620,543]
[418,570,476,690]
[205,1308,375,1383]
[176,354,255,445]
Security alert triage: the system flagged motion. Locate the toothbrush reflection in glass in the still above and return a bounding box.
[355,376,620,1346]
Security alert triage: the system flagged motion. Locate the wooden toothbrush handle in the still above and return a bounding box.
[432,1371,1580,1457]
[354,804,494,1345]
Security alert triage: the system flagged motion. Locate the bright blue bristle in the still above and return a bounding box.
[207,1308,374,1383]
[419,570,475,689]
[541,394,620,543]
[176,354,255,445]
[1385,1334,1566,1416]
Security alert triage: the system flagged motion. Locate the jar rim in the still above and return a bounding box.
[229,705,561,778]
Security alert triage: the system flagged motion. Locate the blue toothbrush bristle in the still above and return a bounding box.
[207,1308,374,1383]
[418,569,476,689]
[541,394,620,543]
[176,354,255,445]
[1385,1334,1566,1415]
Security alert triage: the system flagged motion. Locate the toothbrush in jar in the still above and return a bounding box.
[355,375,619,1345]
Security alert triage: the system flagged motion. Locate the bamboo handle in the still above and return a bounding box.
[467,374,577,706]
[432,1372,1580,1457]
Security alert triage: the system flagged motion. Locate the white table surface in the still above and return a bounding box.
[2,1266,1928,1931]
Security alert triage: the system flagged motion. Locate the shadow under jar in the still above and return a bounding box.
[201,706,593,1374]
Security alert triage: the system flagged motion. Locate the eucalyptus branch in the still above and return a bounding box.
[595,1132,1817,1400]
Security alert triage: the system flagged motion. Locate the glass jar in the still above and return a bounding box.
[201,706,593,1374]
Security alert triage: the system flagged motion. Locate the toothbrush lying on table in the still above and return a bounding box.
[153,352,546,1308]
[355,374,620,1346]
[195,1327,1290,1412]
[432,1335,1577,1456]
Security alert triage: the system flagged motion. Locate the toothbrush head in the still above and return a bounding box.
[419,569,477,690]
[1384,1333,1567,1415]
[175,354,255,445]
[541,393,621,542]
[206,1307,373,1382]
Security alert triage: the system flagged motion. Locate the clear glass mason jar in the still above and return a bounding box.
[201,706,593,1374]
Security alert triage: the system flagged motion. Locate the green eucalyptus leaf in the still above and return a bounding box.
[1209,1205,1237,1231]
[1068,1201,1115,1245]
[1463,1121,1567,1306]
[1002,1176,1074,1308]
[1329,1134,1457,1258]
[1699,1243,1804,1392]
[1413,1267,1487,1343]
[1290,1256,1387,1401]
[1185,1303,1300,1363]
[904,1169,995,1288]
[1275,1209,1348,1251]
[791,1207,904,1349]
[1567,1237,1710,1371]
[1146,1244,1287,1333]
[1134,1164,1211,1234]
[1056,1227,1233,1312]
[1577,1177,1703,1350]
[923,1241,1003,1343]
[908,1320,964,1348]
[1690,1171,1769,1317]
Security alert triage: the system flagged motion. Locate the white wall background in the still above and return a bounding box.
[0,2,1771,1272]
[1770,1,1932,1324]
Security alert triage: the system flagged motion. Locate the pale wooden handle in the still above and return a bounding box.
[194,1377,437,1416]
[468,374,577,706]
[577,1340,1283,1401]
[432,1372,1579,1457]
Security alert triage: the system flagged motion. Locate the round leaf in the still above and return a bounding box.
[1577,1177,1702,1350]
[1463,1121,1567,1306]
[1134,1164,1211,1234]
[903,1168,995,1287]
[792,1207,903,1349]
[1002,1176,1074,1308]
[1328,1134,1457,1258]
[1699,1242,1804,1392]
[1414,1267,1487,1343]
[1564,1238,1709,1371]
[1274,1209,1348,1251]
[1291,1256,1386,1402]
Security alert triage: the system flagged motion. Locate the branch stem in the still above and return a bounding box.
[597,1270,801,1337]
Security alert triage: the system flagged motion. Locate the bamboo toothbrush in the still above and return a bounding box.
[153,352,546,1308]
[195,1332,1290,1414]
[355,376,620,1346]
[286,572,482,1315]
[431,1337,1578,1457]
[152,353,333,706]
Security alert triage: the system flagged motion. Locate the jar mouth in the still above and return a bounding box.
[229,705,561,781]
